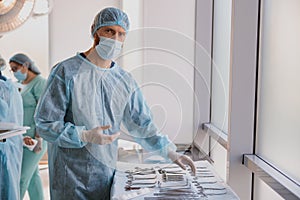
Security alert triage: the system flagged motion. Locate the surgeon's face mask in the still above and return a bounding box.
[96,36,123,60]
[14,69,27,81]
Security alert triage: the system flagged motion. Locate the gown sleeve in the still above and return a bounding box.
[0,87,9,121]
[34,64,87,148]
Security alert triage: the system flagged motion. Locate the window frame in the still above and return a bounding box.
[194,0,260,199]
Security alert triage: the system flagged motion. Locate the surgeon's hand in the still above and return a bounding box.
[168,150,196,175]
[33,136,43,154]
[80,125,120,145]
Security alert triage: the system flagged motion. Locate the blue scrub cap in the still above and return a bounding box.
[9,53,41,74]
[91,7,130,36]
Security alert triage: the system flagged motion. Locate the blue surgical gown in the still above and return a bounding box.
[0,79,23,200]
[34,53,176,200]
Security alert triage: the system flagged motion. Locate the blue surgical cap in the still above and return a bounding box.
[9,53,41,74]
[91,7,130,36]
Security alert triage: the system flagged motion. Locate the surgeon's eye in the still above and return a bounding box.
[119,32,126,37]
[105,28,115,36]
[10,65,21,72]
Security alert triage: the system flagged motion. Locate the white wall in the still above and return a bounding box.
[142,0,196,144]
[121,0,144,84]
[210,138,227,181]
[254,177,283,200]
[0,15,49,79]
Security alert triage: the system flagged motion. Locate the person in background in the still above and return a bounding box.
[0,55,23,200]
[34,7,196,200]
[0,55,7,81]
[9,53,47,200]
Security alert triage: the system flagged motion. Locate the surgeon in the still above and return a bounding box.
[34,7,196,200]
[9,53,47,200]
[0,55,23,200]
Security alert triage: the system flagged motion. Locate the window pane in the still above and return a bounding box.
[257,0,300,184]
[211,0,232,133]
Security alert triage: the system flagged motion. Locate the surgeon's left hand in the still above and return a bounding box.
[168,150,196,175]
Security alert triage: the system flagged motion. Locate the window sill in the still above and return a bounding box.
[202,123,228,150]
[243,154,300,200]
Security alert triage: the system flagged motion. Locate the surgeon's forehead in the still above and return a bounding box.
[98,25,126,33]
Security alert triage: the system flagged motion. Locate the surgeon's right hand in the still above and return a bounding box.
[80,125,120,145]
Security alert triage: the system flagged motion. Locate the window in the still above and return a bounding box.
[254,0,300,198]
